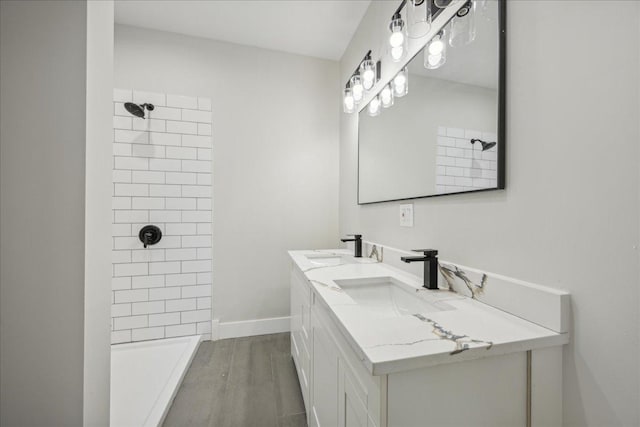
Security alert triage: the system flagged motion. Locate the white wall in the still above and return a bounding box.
[340,1,639,426]
[1,1,112,425]
[111,88,213,343]
[114,25,339,325]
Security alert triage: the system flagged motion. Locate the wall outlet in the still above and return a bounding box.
[399,203,413,227]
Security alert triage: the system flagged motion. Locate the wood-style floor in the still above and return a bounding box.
[163,333,308,427]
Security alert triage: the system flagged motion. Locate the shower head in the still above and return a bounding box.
[124,102,154,119]
[470,138,496,151]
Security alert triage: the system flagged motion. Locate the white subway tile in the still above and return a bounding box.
[182,260,211,273]
[166,146,197,160]
[114,102,129,117]
[182,109,212,123]
[198,97,212,111]
[166,198,196,210]
[182,211,211,223]
[113,116,132,130]
[114,156,149,171]
[149,106,180,120]
[149,132,181,146]
[436,156,456,167]
[166,120,197,135]
[115,129,149,144]
[149,210,181,223]
[166,298,197,312]
[115,288,149,303]
[455,158,472,168]
[149,312,181,327]
[181,185,210,198]
[112,196,131,210]
[132,144,166,158]
[167,94,198,109]
[114,262,148,277]
[445,167,463,177]
[149,261,181,275]
[131,171,165,184]
[112,276,131,291]
[197,297,211,310]
[197,148,211,161]
[196,272,211,284]
[166,172,197,184]
[114,210,148,223]
[165,323,196,338]
[165,273,197,287]
[131,249,165,263]
[436,175,455,185]
[114,88,132,102]
[437,136,456,147]
[455,177,474,187]
[113,223,132,237]
[133,118,165,132]
[182,235,211,248]
[112,250,132,264]
[197,248,212,260]
[166,248,197,261]
[198,123,212,136]
[149,287,182,301]
[114,315,148,330]
[131,197,164,210]
[113,170,132,183]
[197,322,212,336]
[437,126,447,136]
[182,160,210,173]
[482,151,497,161]
[114,184,148,197]
[446,147,464,158]
[197,223,212,235]
[197,174,211,186]
[112,303,132,318]
[111,330,131,344]
[472,178,493,188]
[132,274,165,289]
[456,138,472,149]
[113,237,139,250]
[149,184,181,197]
[197,198,212,211]
[132,301,165,315]
[447,127,464,138]
[483,169,497,179]
[133,90,166,107]
[149,158,181,172]
[165,223,196,236]
[181,309,210,324]
[132,327,165,341]
[182,285,211,298]
[155,236,182,249]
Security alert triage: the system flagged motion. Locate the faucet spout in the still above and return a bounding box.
[401,249,439,290]
[340,234,362,258]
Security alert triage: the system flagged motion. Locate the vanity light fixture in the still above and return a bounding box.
[393,68,409,98]
[367,95,382,117]
[424,30,447,69]
[388,12,408,62]
[449,0,477,47]
[406,0,432,39]
[342,50,382,114]
[380,84,394,108]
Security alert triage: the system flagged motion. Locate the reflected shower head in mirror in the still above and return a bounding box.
[470,138,496,151]
[124,102,154,119]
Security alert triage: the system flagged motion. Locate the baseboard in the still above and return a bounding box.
[211,316,290,340]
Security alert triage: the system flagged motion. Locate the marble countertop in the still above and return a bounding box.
[289,249,569,375]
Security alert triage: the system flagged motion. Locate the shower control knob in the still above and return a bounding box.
[139,225,162,248]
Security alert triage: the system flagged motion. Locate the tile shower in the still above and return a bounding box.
[111,89,213,343]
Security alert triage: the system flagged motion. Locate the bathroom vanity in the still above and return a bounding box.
[289,248,569,427]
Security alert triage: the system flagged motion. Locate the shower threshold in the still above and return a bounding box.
[110,335,201,427]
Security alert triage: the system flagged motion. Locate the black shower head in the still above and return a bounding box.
[470,138,496,151]
[124,102,154,119]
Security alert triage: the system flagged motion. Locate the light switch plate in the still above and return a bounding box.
[399,203,413,227]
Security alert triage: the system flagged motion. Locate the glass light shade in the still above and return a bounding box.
[360,59,376,90]
[434,0,453,8]
[367,95,381,117]
[424,33,447,69]
[350,74,364,103]
[393,69,408,98]
[380,84,394,108]
[449,1,476,47]
[388,16,407,63]
[343,87,355,113]
[407,0,432,39]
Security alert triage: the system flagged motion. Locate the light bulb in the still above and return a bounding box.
[367,95,381,117]
[389,30,405,48]
[393,69,408,97]
[388,14,407,63]
[424,31,447,70]
[391,46,404,61]
[343,88,355,113]
[350,74,364,102]
[380,84,394,108]
[428,37,444,55]
[360,59,375,90]
[393,72,406,87]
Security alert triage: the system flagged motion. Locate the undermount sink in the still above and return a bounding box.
[334,277,453,317]
[305,253,354,267]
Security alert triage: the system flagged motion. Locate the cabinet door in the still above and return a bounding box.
[310,311,339,427]
[339,360,369,427]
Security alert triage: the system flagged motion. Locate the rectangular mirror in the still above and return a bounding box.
[358,0,505,204]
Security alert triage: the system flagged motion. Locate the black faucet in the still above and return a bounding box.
[340,234,362,258]
[401,249,439,290]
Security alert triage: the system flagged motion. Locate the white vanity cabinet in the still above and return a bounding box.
[289,253,567,427]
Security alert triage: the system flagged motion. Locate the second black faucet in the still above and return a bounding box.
[340,234,362,257]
